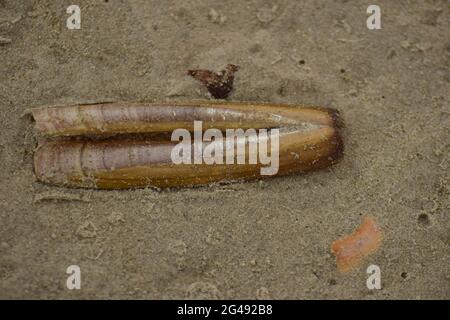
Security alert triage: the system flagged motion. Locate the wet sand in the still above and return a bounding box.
[0,0,448,299]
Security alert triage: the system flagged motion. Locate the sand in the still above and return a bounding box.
[0,0,448,299]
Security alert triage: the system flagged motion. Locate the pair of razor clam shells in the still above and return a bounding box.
[32,101,343,189]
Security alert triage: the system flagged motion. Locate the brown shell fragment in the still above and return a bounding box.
[188,64,239,99]
[32,101,344,189]
[331,217,382,273]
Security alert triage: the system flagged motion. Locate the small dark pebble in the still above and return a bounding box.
[417,213,430,226]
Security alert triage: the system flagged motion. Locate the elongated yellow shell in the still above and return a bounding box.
[32,101,343,189]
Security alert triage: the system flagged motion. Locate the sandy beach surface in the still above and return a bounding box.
[0,0,448,299]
